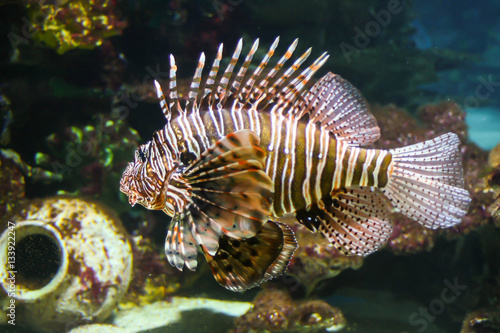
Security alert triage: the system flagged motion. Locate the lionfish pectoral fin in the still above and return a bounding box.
[296,72,381,147]
[203,220,298,292]
[382,132,471,229]
[165,212,199,271]
[182,129,274,240]
[165,130,276,272]
[295,187,393,256]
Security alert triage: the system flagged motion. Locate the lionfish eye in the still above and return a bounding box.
[138,148,147,162]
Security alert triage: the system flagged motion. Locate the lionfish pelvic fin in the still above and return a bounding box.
[203,220,298,292]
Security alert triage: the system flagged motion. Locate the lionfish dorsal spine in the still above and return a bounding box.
[154,80,169,121]
[229,38,259,106]
[217,38,243,106]
[262,47,312,107]
[270,49,330,114]
[286,51,329,98]
[288,51,330,118]
[239,36,280,103]
[204,43,223,106]
[187,52,205,112]
[249,38,298,105]
[157,38,331,124]
[168,54,182,116]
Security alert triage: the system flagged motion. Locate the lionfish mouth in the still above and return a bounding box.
[121,185,139,207]
[120,180,141,207]
[119,164,138,206]
[127,192,139,207]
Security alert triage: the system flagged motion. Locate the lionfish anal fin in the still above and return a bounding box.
[203,220,297,292]
[165,130,275,271]
[295,186,393,256]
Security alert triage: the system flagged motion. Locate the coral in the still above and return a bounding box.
[418,101,468,142]
[34,113,140,212]
[457,147,500,331]
[285,219,363,294]
[26,0,126,54]
[370,101,469,148]
[121,234,184,306]
[456,142,493,233]
[0,94,12,145]
[487,144,500,226]
[0,150,25,217]
[0,148,60,218]
[231,288,346,333]
[387,213,438,255]
[490,143,500,168]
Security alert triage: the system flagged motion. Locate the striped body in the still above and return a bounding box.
[165,108,392,217]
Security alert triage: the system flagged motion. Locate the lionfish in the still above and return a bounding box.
[120,37,471,292]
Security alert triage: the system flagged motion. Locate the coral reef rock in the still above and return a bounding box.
[0,150,26,217]
[231,288,346,333]
[26,0,126,54]
[487,143,500,225]
[122,234,185,305]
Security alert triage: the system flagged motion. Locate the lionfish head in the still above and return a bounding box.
[120,140,176,213]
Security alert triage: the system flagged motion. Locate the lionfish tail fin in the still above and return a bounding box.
[203,221,297,292]
[382,132,471,229]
